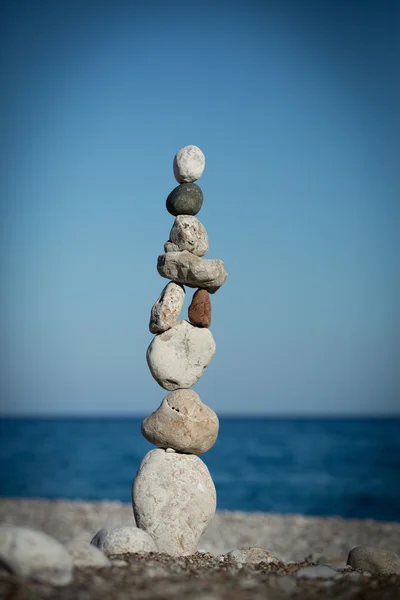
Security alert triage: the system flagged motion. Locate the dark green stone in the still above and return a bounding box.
[166,183,203,216]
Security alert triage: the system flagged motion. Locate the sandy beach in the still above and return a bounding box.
[1,499,400,599]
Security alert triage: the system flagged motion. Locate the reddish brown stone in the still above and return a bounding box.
[188,289,212,328]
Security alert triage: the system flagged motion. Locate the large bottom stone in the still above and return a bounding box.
[132,449,216,556]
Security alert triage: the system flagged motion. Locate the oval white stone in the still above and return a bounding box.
[146,320,216,390]
[90,526,156,556]
[173,145,205,183]
[132,449,216,556]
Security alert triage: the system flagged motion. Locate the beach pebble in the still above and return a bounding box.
[132,448,216,556]
[226,547,280,565]
[0,525,73,586]
[90,526,156,556]
[166,183,203,216]
[169,215,209,257]
[146,320,216,390]
[188,289,212,327]
[347,545,400,575]
[64,539,110,568]
[149,282,185,334]
[173,145,205,183]
[141,389,219,454]
[296,565,338,579]
[157,252,227,294]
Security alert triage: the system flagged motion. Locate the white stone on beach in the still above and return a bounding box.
[0,525,73,586]
[141,389,219,454]
[226,547,281,565]
[146,320,216,390]
[90,526,156,556]
[173,145,205,183]
[132,448,216,556]
[169,215,209,257]
[64,538,111,568]
[149,282,185,334]
[347,545,400,575]
[157,252,227,293]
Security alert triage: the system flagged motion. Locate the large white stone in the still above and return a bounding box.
[169,215,209,257]
[90,526,156,556]
[149,282,185,334]
[173,145,205,183]
[132,449,216,556]
[0,525,73,586]
[146,320,216,390]
[141,389,219,454]
[65,538,111,568]
[157,252,227,294]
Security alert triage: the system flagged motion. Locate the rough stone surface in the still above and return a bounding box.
[188,289,212,327]
[141,389,219,454]
[146,320,216,390]
[2,499,400,564]
[347,545,400,575]
[149,282,185,334]
[164,241,180,253]
[296,565,338,579]
[0,525,73,586]
[90,526,156,556]
[166,183,203,216]
[169,215,209,257]
[226,547,281,565]
[132,449,216,556]
[157,252,227,294]
[64,539,111,568]
[173,145,205,183]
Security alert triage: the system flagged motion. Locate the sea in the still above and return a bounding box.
[0,417,399,521]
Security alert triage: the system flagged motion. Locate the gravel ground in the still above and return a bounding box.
[1,499,400,600]
[1,499,399,563]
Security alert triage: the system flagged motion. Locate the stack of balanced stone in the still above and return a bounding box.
[131,145,228,556]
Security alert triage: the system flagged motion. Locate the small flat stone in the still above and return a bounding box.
[169,215,209,257]
[0,525,73,586]
[173,145,205,183]
[226,547,280,565]
[149,282,185,334]
[141,389,219,454]
[166,183,203,216]
[188,289,211,327]
[146,320,216,390]
[347,545,400,575]
[64,539,110,568]
[296,565,338,579]
[132,449,216,556]
[90,526,156,556]
[157,252,227,294]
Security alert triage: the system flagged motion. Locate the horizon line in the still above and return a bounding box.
[1,413,399,420]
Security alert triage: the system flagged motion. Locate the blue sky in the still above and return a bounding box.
[0,0,398,415]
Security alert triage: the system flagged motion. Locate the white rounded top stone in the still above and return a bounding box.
[173,145,205,183]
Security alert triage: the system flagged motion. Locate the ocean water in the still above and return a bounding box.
[0,418,399,521]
